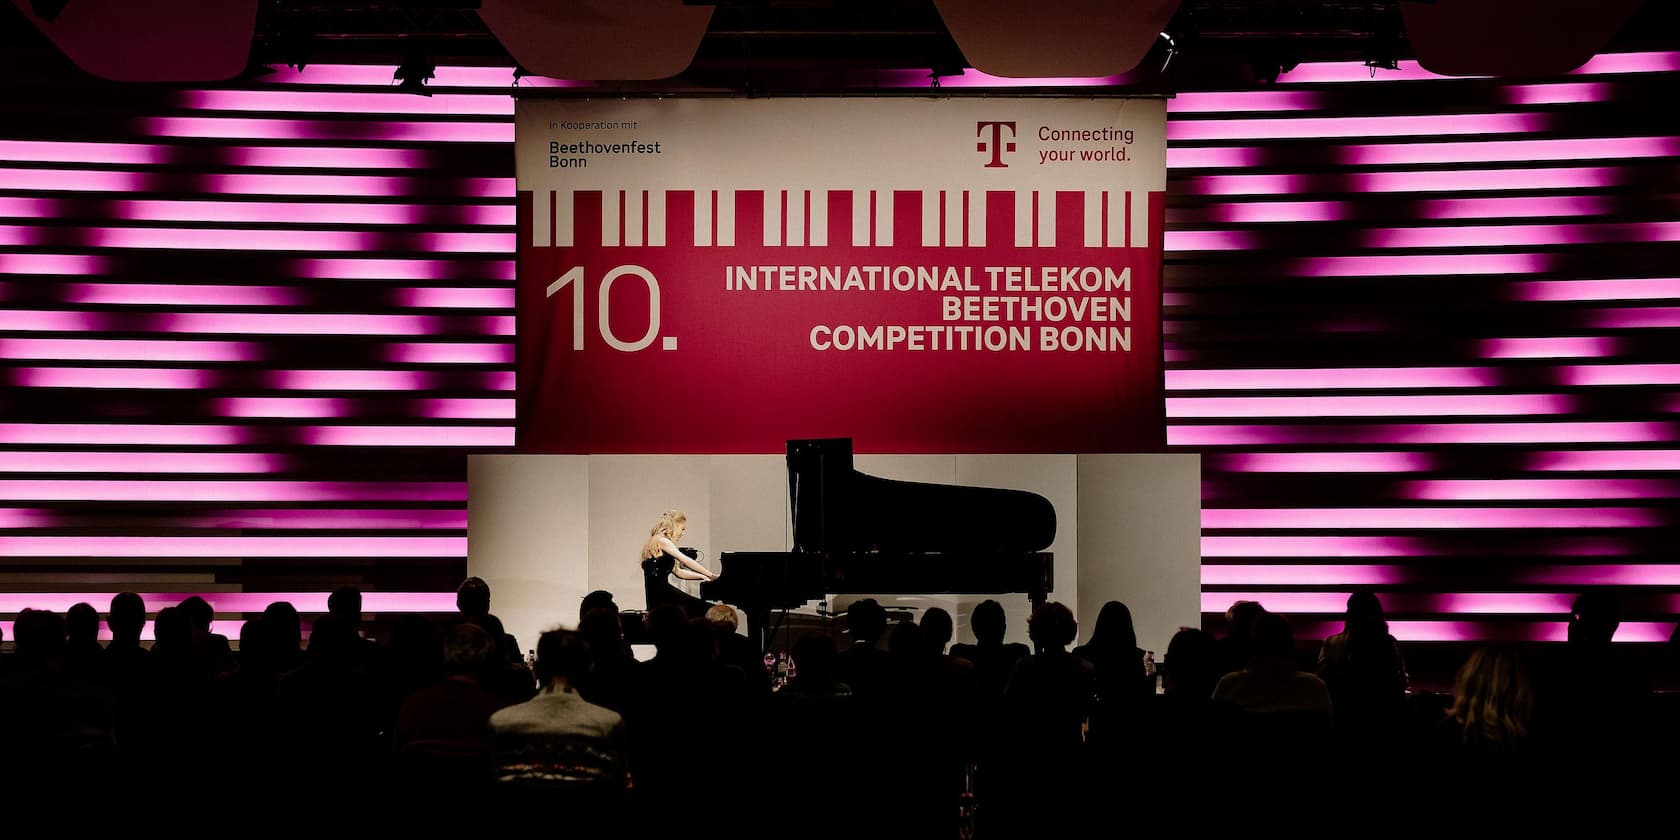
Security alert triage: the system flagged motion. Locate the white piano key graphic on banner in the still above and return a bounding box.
[1013,190,1033,248]
[874,189,893,247]
[786,189,806,247]
[1129,189,1148,247]
[762,189,782,247]
[1083,190,1103,248]
[944,190,963,248]
[1105,191,1124,250]
[1037,189,1056,248]
[921,190,941,247]
[694,189,713,247]
[602,189,622,247]
[716,189,735,247]
[967,189,986,248]
[647,189,666,246]
[533,190,553,247]
[809,189,828,247]
[624,190,644,247]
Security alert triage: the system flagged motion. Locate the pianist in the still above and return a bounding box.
[640,510,718,619]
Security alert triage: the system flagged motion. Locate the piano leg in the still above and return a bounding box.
[745,605,770,654]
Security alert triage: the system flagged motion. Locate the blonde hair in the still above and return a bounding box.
[641,510,687,560]
[1449,647,1533,748]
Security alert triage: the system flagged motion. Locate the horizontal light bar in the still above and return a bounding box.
[1515,279,1680,302]
[1402,478,1680,501]
[1203,563,1680,587]
[0,451,289,474]
[0,480,464,502]
[179,90,515,118]
[1168,421,1669,446]
[1168,91,1327,113]
[1206,452,1436,473]
[1202,507,1662,529]
[1167,393,1575,418]
[0,536,465,557]
[110,199,513,226]
[297,258,515,281]
[1479,337,1621,359]
[138,116,513,144]
[0,423,249,445]
[1529,449,1680,471]
[0,591,461,613]
[0,339,259,362]
[1167,366,1497,391]
[1168,112,1544,142]
[384,342,514,364]
[302,426,514,447]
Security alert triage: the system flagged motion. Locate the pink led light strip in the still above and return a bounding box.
[0,536,465,557]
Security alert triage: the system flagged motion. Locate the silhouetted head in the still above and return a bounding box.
[1090,601,1138,652]
[1027,602,1077,653]
[1163,627,1221,698]
[238,617,277,673]
[648,605,690,655]
[791,635,837,682]
[66,602,100,644]
[108,592,146,643]
[465,612,511,661]
[706,603,740,633]
[1568,591,1621,647]
[581,589,618,617]
[846,598,887,645]
[888,620,923,657]
[534,628,590,688]
[14,609,66,663]
[1344,590,1388,636]
[579,607,628,666]
[327,587,362,625]
[306,614,359,668]
[1250,612,1295,660]
[153,606,191,652]
[971,599,1007,646]
[920,607,954,654]
[179,596,214,632]
[1450,646,1533,747]
[1225,600,1266,642]
[456,577,491,617]
[442,622,498,680]
[263,601,303,652]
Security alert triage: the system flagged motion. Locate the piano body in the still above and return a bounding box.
[701,439,1056,651]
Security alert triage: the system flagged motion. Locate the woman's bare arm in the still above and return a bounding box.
[659,536,716,579]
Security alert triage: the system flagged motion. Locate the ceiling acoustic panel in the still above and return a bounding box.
[477,0,713,81]
[1401,0,1647,77]
[933,0,1180,78]
[10,0,258,82]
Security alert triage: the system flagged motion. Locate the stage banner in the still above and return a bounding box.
[515,97,1165,453]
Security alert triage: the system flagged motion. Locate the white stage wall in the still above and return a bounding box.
[469,453,1199,652]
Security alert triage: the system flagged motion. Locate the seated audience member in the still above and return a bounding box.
[949,598,1030,703]
[489,628,628,816]
[1213,612,1332,759]
[393,622,509,788]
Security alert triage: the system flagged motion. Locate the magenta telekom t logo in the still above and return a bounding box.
[976,120,1017,168]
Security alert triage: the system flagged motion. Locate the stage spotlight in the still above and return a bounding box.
[30,0,71,22]
[1158,31,1178,73]
[394,54,436,96]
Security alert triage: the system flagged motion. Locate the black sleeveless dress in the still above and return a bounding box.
[641,552,712,620]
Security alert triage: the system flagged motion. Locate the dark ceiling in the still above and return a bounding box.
[4,1,1680,89]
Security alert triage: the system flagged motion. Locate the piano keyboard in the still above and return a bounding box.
[528,188,1158,250]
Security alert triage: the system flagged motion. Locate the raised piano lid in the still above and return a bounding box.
[787,438,1057,556]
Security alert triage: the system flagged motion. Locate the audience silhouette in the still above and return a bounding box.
[2,583,1670,825]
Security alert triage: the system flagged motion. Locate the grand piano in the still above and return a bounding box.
[701,438,1056,651]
